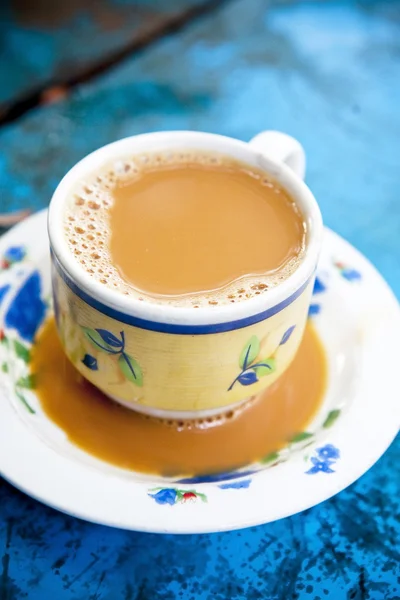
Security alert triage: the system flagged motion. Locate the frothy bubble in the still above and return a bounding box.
[141,395,257,431]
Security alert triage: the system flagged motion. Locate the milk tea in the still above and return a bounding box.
[64,152,306,306]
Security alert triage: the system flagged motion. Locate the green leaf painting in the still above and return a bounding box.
[229,324,296,391]
[254,358,276,377]
[260,451,280,464]
[82,327,113,352]
[323,409,341,429]
[13,340,30,363]
[290,432,314,443]
[81,325,143,386]
[16,374,36,389]
[118,353,143,386]
[16,390,35,414]
[239,336,260,370]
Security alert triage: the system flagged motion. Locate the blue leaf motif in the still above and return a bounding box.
[149,489,177,505]
[308,304,321,317]
[316,444,340,461]
[95,329,124,348]
[313,277,326,294]
[306,458,335,474]
[238,371,258,386]
[81,354,98,370]
[280,325,295,345]
[5,271,46,342]
[342,268,361,281]
[305,444,340,475]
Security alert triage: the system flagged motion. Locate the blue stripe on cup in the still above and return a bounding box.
[51,253,312,335]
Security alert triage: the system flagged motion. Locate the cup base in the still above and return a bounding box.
[105,392,251,421]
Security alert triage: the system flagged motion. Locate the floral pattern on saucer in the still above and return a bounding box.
[305,444,340,474]
[0,244,346,488]
[0,259,46,415]
[1,214,398,532]
[149,488,207,505]
[0,230,370,513]
[0,328,35,414]
[0,245,26,270]
[308,275,326,318]
[334,260,362,282]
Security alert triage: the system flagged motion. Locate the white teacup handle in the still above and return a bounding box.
[249,130,306,180]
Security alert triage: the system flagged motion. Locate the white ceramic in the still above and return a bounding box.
[48,131,323,417]
[0,211,398,533]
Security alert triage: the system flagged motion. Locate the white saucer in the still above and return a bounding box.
[0,210,398,533]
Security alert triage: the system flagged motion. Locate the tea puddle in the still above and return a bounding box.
[31,318,327,477]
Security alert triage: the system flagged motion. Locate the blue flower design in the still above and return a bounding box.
[149,489,177,505]
[317,444,340,461]
[4,246,26,263]
[305,444,340,475]
[306,458,335,474]
[4,271,46,342]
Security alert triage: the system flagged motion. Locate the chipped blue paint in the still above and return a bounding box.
[0,0,399,598]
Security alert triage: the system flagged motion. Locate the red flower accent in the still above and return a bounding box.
[0,260,10,270]
[0,330,4,341]
[182,492,197,503]
[335,261,345,270]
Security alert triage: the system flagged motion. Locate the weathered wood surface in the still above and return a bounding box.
[0,0,217,111]
[0,1,399,598]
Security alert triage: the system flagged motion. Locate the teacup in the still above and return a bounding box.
[48,130,323,418]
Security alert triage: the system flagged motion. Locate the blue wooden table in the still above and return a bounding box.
[1,1,399,598]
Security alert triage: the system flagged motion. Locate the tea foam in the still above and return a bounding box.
[63,151,305,308]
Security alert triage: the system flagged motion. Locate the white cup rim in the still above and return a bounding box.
[48,130,323,327]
